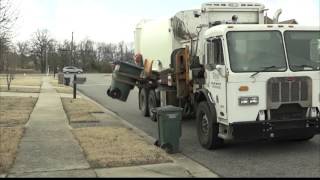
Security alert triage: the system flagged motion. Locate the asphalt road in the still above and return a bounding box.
[78,74,320,178]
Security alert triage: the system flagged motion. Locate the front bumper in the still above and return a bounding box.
[231,118,320,141]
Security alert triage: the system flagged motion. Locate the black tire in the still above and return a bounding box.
[196,102,223,150]
[139,88,149,117]
[148,90,159,120]
[291,135,315,141]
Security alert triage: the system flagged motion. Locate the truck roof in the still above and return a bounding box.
[202,2,265,11]
[205,24,320,38]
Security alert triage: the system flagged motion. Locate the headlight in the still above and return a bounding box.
[239,97,259,105]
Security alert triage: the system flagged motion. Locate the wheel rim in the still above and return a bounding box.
[149,96,155,115]
[140,92,145,109]
[201,113,210,136]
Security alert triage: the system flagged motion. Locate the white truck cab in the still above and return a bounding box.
[201,24,320,143]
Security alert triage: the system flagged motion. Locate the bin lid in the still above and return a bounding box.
[155,105,183,114]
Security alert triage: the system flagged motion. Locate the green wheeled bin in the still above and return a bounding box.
[154,106,183,154]
[64,77,71,86]
[107,61,143,102]
[115,61,143,78]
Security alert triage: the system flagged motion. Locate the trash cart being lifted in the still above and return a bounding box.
[107,61,143,102]
[153,106,183,154]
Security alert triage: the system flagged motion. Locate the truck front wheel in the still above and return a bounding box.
[139,88,150,117]
[196,102,224,150]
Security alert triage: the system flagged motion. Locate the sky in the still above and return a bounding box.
[11,0,320,44]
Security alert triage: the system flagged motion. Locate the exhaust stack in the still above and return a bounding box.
[273,9,282,24]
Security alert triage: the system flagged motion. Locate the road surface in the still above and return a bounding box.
[78,74,320,178]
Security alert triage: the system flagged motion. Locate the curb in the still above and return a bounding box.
[76,90,219,178]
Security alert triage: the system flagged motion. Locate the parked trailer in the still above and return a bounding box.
[108,2,320,150]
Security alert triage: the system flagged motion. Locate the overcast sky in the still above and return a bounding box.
[11,0,320,44]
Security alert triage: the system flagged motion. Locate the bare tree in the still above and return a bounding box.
[0,0,18,72]
[4,49,17,90]
[78,39,96,71]
[117,41,125,62]
[0,0,18,90]
[96,42,116,62]
[30,29,53,73]
[16,41,29,68]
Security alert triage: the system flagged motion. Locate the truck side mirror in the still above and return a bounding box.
[215,65,227,77]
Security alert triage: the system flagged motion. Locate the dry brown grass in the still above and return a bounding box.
[72,127,172,168]
[50,78,64,87]
[0,127,24,174]
[61,98,104,123]
[50,78,74,94]
[0,97,38,126]
[55,87,74,94]
[0,76,42,87]
[0,86,40,93]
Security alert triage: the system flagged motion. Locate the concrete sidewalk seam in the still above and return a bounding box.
[9,167,94,176]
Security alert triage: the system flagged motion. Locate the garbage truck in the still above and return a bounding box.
[107,2,320,150]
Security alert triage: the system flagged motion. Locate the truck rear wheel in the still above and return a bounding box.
[148,90,159,120]
[139,88,149,117]
[288,135,315,141]
[196,102,223,150]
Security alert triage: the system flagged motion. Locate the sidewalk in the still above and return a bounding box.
[8,77,92,177]
[5,77,218,178]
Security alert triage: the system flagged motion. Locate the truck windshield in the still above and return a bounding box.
[227,31,287,72]
[284,31,320,71]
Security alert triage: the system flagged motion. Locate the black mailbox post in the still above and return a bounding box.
[72,74,87,99]
[73,74,77,99]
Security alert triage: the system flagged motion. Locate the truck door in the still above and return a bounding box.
[205,37,228,120]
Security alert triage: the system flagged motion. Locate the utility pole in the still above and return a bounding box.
[46,47,49,76]
[71,32,74,66]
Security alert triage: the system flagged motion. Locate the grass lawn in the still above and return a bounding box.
[50,78,74,94]
[61,98,104,123]
[0,127,24,174]
[0,75,42,87]
[0,86,40,93]
[0,97,38,126]
[72,127,172,168]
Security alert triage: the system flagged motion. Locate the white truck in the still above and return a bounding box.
[108,2,320,149]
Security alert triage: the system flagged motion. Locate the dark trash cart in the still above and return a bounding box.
[153,106,183,154]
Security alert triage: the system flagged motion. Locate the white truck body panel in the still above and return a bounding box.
[134,2,265,72]
[201,2,265,24]
[135,19,182,71]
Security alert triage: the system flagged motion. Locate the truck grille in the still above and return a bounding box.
[267,77,312,109]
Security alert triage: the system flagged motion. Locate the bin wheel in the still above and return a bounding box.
[139,88,150,117]
[196,102,223,150]
[148,90,159,121]
[160,143,173,154]
[154,140,160,147]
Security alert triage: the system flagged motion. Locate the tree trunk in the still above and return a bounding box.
[6,74,11,91]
